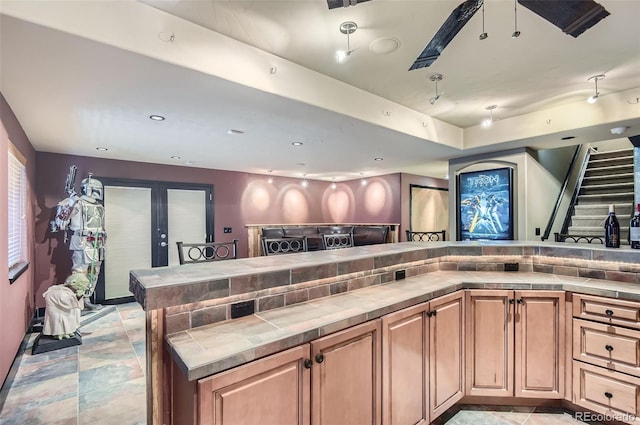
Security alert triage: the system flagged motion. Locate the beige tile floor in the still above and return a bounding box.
[0,302,605,425]
[0,303,146,425]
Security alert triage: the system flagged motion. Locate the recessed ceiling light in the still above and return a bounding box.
[170,155,181,160]
[561,136,575,140]
[185,161,195,165]
[227,129,244,135]
[374,157,384,161]
[296,162,306,166]
[96,147,108,151]
[149,115,165,121]
[291,141,303,146]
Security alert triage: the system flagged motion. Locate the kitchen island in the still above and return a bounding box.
[130,241,640,425]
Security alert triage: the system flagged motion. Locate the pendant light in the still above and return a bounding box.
[512,0,521,38]
[479,2,488,40]
[587,74,605,104]
[429,73,444,105]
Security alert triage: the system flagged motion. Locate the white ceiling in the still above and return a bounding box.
[1,0,639,181]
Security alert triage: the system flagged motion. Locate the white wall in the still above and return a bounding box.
[448,148,565,241]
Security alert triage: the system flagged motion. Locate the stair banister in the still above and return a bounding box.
[541,145,588,241]
[558,146,596,236]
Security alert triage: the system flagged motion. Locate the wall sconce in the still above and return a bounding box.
[587,74,605,103]
[336,21,358,63]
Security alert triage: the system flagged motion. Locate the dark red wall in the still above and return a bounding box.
[1,94,36,386]
[35,152,401,306]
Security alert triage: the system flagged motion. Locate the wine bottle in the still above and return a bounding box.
[630,203,640,249]
[604,204,620,248]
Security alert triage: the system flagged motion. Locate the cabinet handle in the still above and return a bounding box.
[315,354,324,364]
[431,310,437,317]
[604,392,613,399]
[509,299,515,304]
[517,298,524,304]
[605,345,614,352]
[304,359,313,369]
[605,309,614,317]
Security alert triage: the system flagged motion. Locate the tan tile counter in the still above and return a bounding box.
[167,270,640,381]
[133,241,639,425]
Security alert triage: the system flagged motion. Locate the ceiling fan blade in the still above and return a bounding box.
[409,0,483,70]
[518,0,609,38]
[327,0,371,9]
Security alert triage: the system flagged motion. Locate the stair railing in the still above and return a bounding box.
[555,146,598,240]
[541,145,584,240]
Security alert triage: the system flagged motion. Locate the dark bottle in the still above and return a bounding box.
[630,203,640,249]
[604,204,620,248]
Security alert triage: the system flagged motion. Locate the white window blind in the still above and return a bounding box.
[8,144,27,269]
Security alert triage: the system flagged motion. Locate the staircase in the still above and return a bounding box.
[565,148,635,243]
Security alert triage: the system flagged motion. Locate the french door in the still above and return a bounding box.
[95,178,213,303]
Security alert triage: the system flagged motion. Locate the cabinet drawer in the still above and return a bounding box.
[573,361,640,422]
[573,294,640,330]
[573,319,640,377]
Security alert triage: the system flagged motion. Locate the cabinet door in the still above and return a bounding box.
[198,345,311,425]
[311,320,381,425]
[514,290,565,399]
[430,291,465,419]
[465,290,514,397]
[382,302,429,425]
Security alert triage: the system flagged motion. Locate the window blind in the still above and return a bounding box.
[8,148,26,268]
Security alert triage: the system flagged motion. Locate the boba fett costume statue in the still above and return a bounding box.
[51,166,106,310]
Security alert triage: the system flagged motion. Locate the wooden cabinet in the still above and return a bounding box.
[311,320,382,425]
[381,291,464,425]
[382,302,429,425]
[573,294,640,331]
[429,292,465,418]
[573,361,640,422]
[571,293,640,423]
[466,290,565,399]
[197,320,381,425]
[198,345,311,425]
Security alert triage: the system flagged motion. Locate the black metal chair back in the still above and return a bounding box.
[261,237,308,255]
[406,230,447,242]
[321,233,354,250]
[176,240,238,264]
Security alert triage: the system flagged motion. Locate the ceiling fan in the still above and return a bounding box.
[409,0,610,70]
[324,0,610,71]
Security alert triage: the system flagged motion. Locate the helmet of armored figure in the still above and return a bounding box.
[81,174,104,201]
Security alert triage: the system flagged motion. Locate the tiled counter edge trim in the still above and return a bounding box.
[131,243,640,312]
[167,273,640,381]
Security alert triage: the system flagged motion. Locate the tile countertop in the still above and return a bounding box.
[166,269,640,382]
[130,241,640,311]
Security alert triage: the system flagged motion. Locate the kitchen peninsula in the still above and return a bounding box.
[130,241,640,425]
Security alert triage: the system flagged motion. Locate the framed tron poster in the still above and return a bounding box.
[456,167,514,241]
